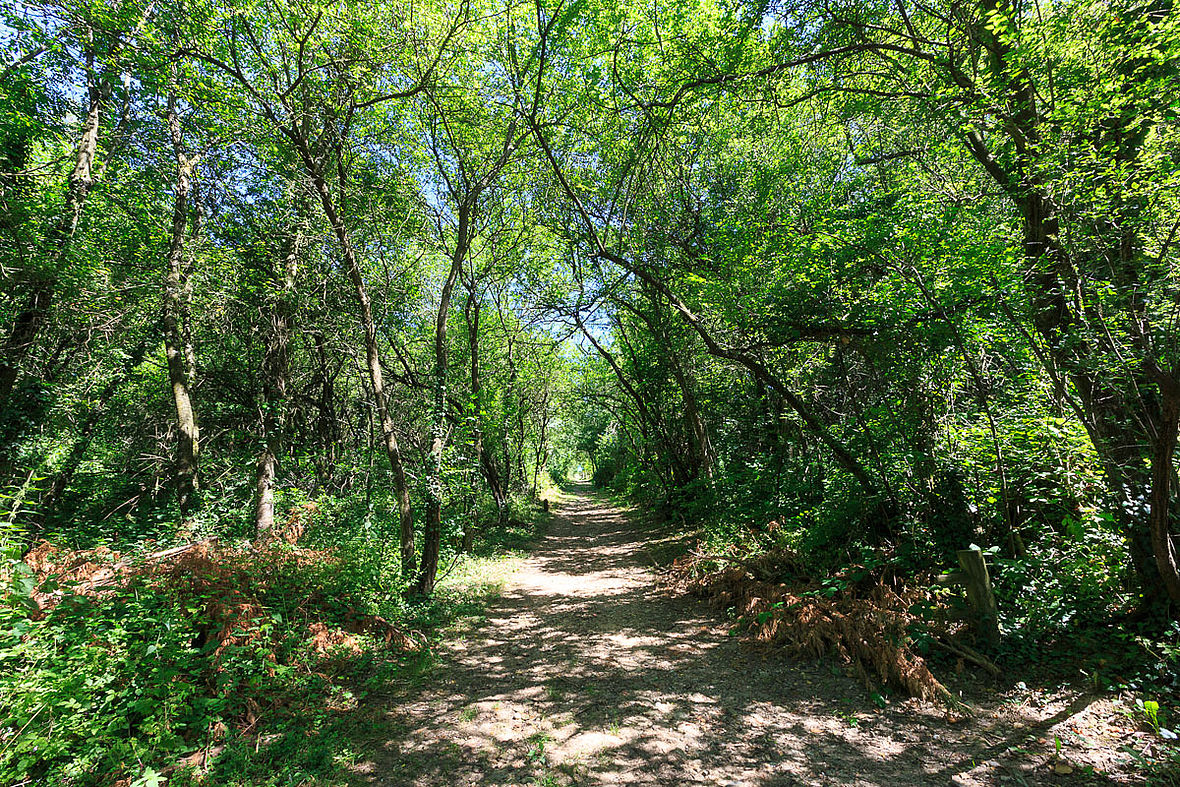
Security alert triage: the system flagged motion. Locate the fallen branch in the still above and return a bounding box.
[90,538,220,588]
[933,636,1001,676]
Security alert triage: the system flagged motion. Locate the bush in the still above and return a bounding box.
[0,533,415,786]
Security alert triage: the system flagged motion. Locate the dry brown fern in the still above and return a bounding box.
[665,546,971,713]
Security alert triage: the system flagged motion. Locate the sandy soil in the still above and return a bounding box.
[359,484,1152,786]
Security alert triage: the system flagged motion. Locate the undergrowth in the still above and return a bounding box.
[0,496,548,786]
[656,495,1179,729]
[665,547,964,708]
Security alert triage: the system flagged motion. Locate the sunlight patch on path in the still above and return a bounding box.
[362,485,1109,787]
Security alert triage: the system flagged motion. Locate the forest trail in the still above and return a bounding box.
[366,485,1122,786]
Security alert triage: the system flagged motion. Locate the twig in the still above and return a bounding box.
[0,705,43,761]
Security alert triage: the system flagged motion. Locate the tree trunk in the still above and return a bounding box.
[670,354,715,483]
[0,70,111,417]
[531,388,550,498]
[466,289,508,523]
[461,494,476,553]
[309,331,340,484]
[1149,384,1180,604]
[163,88,200,513]
[415,203,469,596]
[254,203,304,537]
[962,0,1176,598]
[298,151,415,575]
[502,328,518,493]
[35,334,151,529]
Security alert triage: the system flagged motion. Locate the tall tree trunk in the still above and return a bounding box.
[531,388,550,498]
[297,150,416,575]
[1149,385,1180,603]
[415,203,469,596]
[669,352,715,483]
[309,331,340,484]
[163,88,200,513]
[0,68,111,417]
[466,288,508,523]
[514,394,527,491]
[994,123,1173,597]
[255,202,304,537]
[499,315,521,494]
[960,0,1179,599]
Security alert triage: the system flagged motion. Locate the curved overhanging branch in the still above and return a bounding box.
[599,250,885,500]
[526,110,886,503]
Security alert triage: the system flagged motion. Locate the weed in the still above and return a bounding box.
[526,731,552,765]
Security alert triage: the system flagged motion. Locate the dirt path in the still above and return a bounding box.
[365,485,1135,786]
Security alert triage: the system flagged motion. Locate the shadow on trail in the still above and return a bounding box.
[353,484,1119,787]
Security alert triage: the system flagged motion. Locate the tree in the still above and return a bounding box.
[181,0,443,568]
[802,0,1180,600]
[0,1,153,420]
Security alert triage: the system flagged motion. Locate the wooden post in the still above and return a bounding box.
[956,547,1000,647]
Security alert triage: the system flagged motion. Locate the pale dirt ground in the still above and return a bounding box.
[355,484,1156,786]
